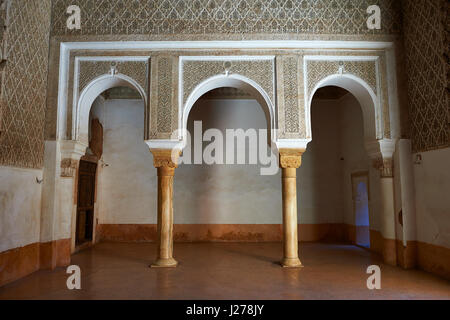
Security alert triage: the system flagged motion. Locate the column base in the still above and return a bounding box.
[150,258,178,268]
[281,257,303,268]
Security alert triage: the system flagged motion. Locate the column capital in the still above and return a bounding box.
[279,148,304,169]
[60,158,79,178]
[373,158,394,178]
[150,148,181,168]
[59,140,87,178]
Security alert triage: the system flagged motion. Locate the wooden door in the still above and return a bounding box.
[76,160,97,245]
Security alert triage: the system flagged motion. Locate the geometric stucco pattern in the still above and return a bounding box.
[306,58,392,139]
[182,59,275,106]
[277,55,303,139]
[402,0,449,152]
[149,55,179,139]
[306,60,378,98]
[78,60,149,95]
[0,0,51,169]
[283,56,300,135]
[156,57,172,133]
[51,0,402,36]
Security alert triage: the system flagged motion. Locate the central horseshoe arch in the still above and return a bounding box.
[179,74,277,149]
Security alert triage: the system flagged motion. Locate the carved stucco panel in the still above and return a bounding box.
[51,0,402,37]
[149,55,178,139]
[305,57,391,138]
[182,58,275,107]
[78,60,149,95]
[277,55,305,140]
[306,60,378,97]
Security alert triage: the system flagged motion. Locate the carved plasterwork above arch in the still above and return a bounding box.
[181,57,275,107]
[304,55,391,139]
[77,59,149,96]
[55,41,399,152]
[69,56,150,140]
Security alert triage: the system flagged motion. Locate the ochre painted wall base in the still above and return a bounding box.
[97,223,355,243]
[0,238,71,287]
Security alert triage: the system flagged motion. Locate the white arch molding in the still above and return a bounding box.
[76,73,147,146]
[175,73,276,149]
[308,73,383,156]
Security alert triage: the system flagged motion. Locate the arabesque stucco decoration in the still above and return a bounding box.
[0,0,51,169]
[78,60,149,95]
[305,57,392,138]
[277,55,304,139]
[403,0,449,152]
[182,58,275,106]
[51,0,402,37]
[306,60,378,98]
[149,55,179,139]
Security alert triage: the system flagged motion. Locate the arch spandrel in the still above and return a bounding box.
[76,73,147,146]
[304,56,393,147]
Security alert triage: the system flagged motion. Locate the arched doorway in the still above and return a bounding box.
[71,75,147,252]
[306,80,389,260]
[149,74,303,268]
[177,86,279,229]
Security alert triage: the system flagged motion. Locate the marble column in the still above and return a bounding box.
[279,149,303,268]
[150,149,181,268]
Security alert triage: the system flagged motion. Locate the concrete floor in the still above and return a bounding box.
[0,242,449,300]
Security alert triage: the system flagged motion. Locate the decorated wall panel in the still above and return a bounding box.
[78,60,149,95]
[277,55,304,139]
[0,0,51,169]
[51,0,402,38]
[402,0,449,152]
[149,55,178,139]
[304,56,391,139]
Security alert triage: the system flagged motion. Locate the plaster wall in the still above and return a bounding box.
[338,93,382,232]
[91,99,156,225]
[413,148,450,249]
[92,95,372,227]
[0,166,43,253]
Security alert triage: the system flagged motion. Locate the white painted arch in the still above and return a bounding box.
[308,73,383,156]
[76,73,147,145]
[178,73,277,148]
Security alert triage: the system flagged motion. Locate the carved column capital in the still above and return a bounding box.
[373,158,394,178]
[60,158,79,178]
[150,148,181,169]
[279,149,304,169]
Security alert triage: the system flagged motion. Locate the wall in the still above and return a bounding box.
[50,0,401,38]
[91,98,156,225]
[93,93,373,242]
[0,0,51,168]
[402,0,448,152]
[338,94,381,233]
[300,99,343,225]
[414,148,450,248]
[413,148,450,278]
[0,166,42,252]
[401,0,450,278]
[0,0,52,286]
[0,166,43,285]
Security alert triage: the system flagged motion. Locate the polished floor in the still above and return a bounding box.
[0,242,449,300]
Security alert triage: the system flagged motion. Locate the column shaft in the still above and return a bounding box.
[281,168,302,267]
[279,149,303,268]
[150,149,180,268]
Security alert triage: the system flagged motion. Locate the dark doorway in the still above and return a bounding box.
[76,160,97,246]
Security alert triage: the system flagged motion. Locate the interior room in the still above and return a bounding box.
[0,0,449,302]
